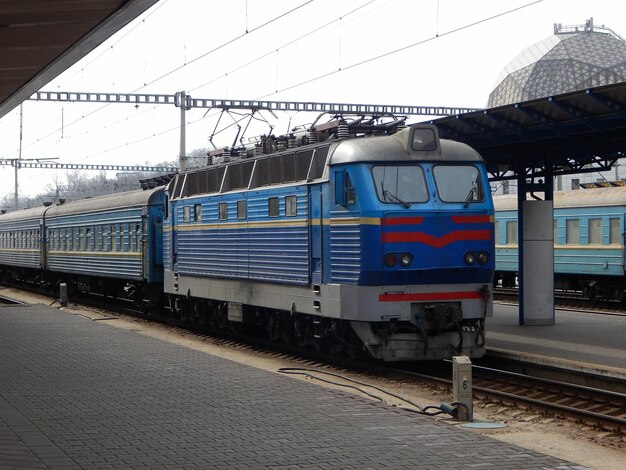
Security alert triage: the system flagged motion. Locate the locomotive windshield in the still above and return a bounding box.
[372,165,428,204]
[433,165,485,203]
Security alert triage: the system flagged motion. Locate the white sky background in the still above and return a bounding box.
[0,0,625,201]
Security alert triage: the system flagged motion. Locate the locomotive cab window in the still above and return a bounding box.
[433,165,484,204]
[372,165,427,205]
[194,204,202,222]
[183,206,191,223]
[335,170,356,207]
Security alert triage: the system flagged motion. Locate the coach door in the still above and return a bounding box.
[310,185,323,284]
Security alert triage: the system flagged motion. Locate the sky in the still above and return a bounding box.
[0,0,625,202]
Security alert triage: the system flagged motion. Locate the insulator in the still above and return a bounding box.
[308,132,319,144]
[338,123,349,139]
[277,141,286,151]
[288,135,297,148]
[254,144,263,157]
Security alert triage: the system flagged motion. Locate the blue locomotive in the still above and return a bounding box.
[494,186,626,301]
[164,122,494,360]
[0,122,494,361]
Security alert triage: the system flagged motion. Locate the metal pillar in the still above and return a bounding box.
[176,91,191,172]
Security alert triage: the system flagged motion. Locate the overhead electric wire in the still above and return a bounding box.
[53,0,173,89]
[14,1,317,157]
[139,0,315,91]
[258,0,544,98]
[189,0,381,93]
[16,0,543,162]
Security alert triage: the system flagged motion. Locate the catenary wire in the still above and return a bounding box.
[258,0,543,98]
[17,0,542,161]
[13,1,316,156]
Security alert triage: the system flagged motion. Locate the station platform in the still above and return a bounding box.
[488,303,626,380]
[0,303,584,470]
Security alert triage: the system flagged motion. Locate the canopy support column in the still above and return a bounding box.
[516,167,555,325]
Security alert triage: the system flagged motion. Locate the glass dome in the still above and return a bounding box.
[488,19,626,107]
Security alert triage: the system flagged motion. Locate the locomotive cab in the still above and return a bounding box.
[327,124,494,360]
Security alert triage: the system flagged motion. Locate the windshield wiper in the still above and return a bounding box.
[463,179,478,208]
[383,188,410,209]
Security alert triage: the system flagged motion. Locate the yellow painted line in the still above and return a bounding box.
[169,216,382,231]
[0,248,39,254]
[496,244,623,251]
[48,250,141,258]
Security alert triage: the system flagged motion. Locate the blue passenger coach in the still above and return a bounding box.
[165,123,494,361]
[0,187,165,305]
[494,186,626,301]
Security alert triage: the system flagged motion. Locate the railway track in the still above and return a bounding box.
[3,286,625,435]
[395,363,626,433]
[494,287,626,315]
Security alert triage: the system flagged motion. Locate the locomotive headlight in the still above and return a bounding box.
[384,253,397,267]
[399,253,413,267]
[478,252,489,265]
[464,252,476,265]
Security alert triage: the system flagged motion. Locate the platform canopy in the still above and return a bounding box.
[0,0,159,119]
[431,81,626,181]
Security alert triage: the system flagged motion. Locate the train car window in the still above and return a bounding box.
[286,196,297,216]
[224,164,243,191]
[566,219,579,244]
[609,218,621,244]
[242,161,254,189]
[111,225,117,252]
[588,218,602,245]
[183,206,191,223]
[372,165,428,204]
[68,229,73,251]
[86,227,92,251]
[209,168,222,191]
[268,197,279,217]
[309,146,329,181]
[135,224,141,252]
[187,172,201,196]
[171,174,185,199]
[219,202,228,220]
[283,153,296,182]
[433,165,484,203]
[237,200,247,220]
[296,150,313,180]
[250,158,269,188]
[122,224,128,252]
[506,221,517,245]
[194,204,202,222]
[269,155,283,184]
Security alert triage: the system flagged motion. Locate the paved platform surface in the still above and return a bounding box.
[0,303,586,470]
[488,303,626,377]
